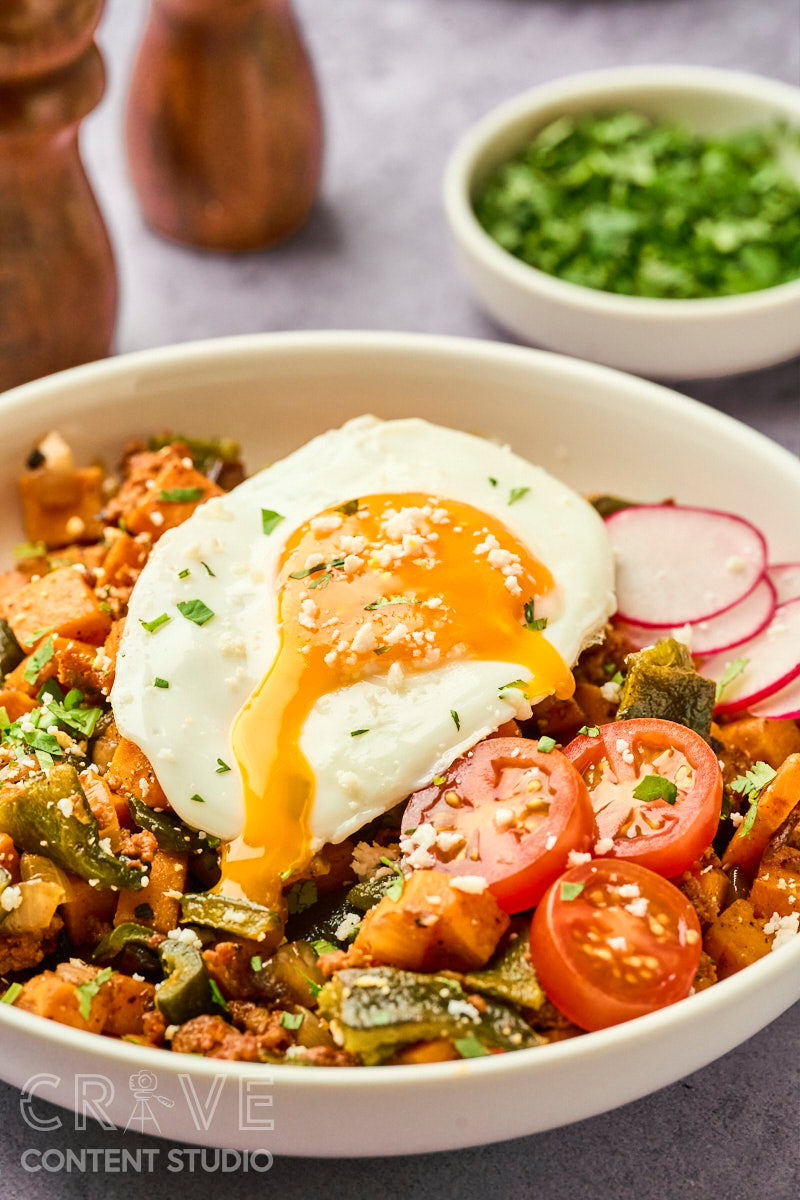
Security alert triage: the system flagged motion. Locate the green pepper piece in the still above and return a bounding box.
[0,618,24,681]
[318,967,542,1065]
[156,938,213,1025]
[93,922,160,964]
[180,892,282,945]
[346,874,397,913]
[0,764,147,890]
[618,638,716,742]
[147,434,241,472]
[462,933,545,1011]
[128,796,215,858]
[590,495,635,519]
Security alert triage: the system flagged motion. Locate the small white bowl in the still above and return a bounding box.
[443,66,800,379]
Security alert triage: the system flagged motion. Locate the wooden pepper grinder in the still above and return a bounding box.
[0,0,117,392]
[126,0,323,252]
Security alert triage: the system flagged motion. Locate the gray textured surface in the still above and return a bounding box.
[2,0,799,1194]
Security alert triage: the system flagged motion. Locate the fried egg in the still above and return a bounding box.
[112,416,615,903]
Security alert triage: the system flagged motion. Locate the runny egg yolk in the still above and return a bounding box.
[220,494,574,903]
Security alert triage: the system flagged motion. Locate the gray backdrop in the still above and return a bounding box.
[1,1,798,1196]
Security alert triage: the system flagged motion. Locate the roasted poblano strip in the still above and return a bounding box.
[156,938,213,1025]
[618,638,716,742]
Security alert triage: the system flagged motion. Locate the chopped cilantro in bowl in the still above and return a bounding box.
[473,111,800,300]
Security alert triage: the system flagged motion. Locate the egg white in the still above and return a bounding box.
[112,416,616,842]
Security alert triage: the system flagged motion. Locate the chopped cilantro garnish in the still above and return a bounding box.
[380,857,405,901]
[208,980,229,1012]
[190,793,205,804]
[177,599,214,626]
[633,774,678,805]
[374,646,390,655]
[1,982,22,1005]
[561,881,585,902]
[488,477,498,487]
[730,760,776,799]
[289,557,345,581]
[432,775,447,786]
[578,725,600,737]
[310,938,338,956]
[609,670,624,686]
[154,677,170,689]
[24,634,54,684]
[740,799,760,838]
[75,967,113,1021]
[159,487,204,503]
[250,956,263,973]
[261,509,285,536]
[201,561,215,576]
[178,568,190,579]
[300,974,322,1000]
[287,879,318,915]
[350,728,369,737]
[0,708,9,731]
[474,113,800,299]
[523,598,548,632]
[215,758,231,773]
[99,601,112,615]
[454,1035,488,1059]
[537,736,557,753]
[715,657,749,703]
[364,594,417,611]
[279,1011,304,1029]
[509,486,530,505]
[140,613,171,634]
[499,679,529,696]
[13,541,46,560]
[46,697,103,738]
[451,710,461,731]
[337,499,360,516]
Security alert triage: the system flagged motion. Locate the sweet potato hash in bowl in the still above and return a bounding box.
[0,333,797,1154]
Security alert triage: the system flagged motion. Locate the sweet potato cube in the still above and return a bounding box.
[16,968,112,1033]
[703,899,771,979]
[99,531,150,588]
[0,690,36,721]
[124,459,223,540]
[750,851,800,920]
[723,755,800,876]
[354,870,509,972]
[107,738,169,810]
[0,566,111,649]
[102,974,157,1038]
[59,874,117,946]
[19,466,105,549]
[114,850,188,934]
[716,718,800,770]
[0,833,20,882]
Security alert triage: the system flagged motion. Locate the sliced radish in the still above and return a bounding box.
[700,597,800,716]
[768,562,800,605]
[614,577,777,657]
[606,505,767,628]
[748,673,800,721]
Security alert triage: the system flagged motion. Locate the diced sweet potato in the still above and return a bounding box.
[0,570,32,605]
[107,737,169,810]
[678,863,729,927]
[98,531,150,589]
[716,717,800,770]
[750,849,800,920]
[101,974,157,1038]
[0,566,111,649]
[114,850,188,934]
[723,755,800,876]
[391,1039,460,1065]
[107,445,223,541]
[354,871,509,972]
[59,874,117,945]
[99,620,124,686]
[0,833,20,882]
[703,899,771,979]
[16,968,111,1033]
[19,466,105,549]
[573,681,619,727]
[0,689,36,721]
[4,635,109,698]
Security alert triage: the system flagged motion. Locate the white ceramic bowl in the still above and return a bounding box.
[0,332,798,1156]
[443,66,800,379]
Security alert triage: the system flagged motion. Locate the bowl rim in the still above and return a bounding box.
[0,328,798,1098]
[443,63,800,318]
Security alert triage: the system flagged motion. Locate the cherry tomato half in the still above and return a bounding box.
[563,719,722,878]
[530,858,702,1031]
[401,737,596,913]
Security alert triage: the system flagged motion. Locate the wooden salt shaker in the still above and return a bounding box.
[126,0,323,252]
[0,0,117,392]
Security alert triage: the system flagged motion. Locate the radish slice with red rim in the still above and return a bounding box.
[748,673,800,721]
[606,505,767,628]
[614,576,777,657]
[701,597,800,716]
[768,562,800,605]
